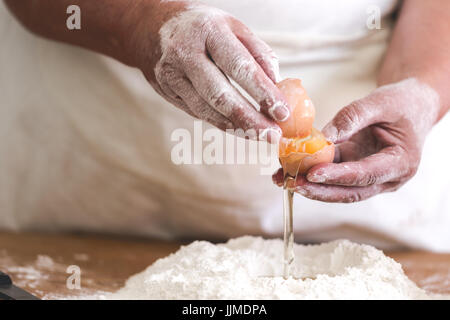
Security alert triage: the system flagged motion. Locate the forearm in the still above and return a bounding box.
[378,0,450,121]
[3,0,178,67]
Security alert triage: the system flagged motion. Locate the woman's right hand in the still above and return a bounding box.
[128,1,289,143]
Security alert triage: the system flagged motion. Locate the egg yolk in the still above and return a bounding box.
[279,128,329,156]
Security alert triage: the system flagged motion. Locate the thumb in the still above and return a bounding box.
[322,97,389,143]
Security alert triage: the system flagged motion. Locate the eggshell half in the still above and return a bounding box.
[279,140,335,177]
[276,78,315,138]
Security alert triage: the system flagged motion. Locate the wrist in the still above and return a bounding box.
[418,71,450,122]
[378,69,448,124]
[121,0,190,70]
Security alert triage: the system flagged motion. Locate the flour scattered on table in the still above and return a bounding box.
[0,252,51,289]
[35,255,55,269]
[108,236,430,299]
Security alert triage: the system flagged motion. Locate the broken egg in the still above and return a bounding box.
[276,78,335,177]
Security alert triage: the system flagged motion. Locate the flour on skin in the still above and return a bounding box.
[154,4,287,141]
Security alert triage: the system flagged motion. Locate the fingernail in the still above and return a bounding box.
[269,101,290,122]
[307,172,326,183]
[260,127,281,144]
[322,124,338,143]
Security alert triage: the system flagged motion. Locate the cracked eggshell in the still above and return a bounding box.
[279,138,335,177]
[276,78,315,139]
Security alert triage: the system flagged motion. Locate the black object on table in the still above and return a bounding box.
[0,270,40,300]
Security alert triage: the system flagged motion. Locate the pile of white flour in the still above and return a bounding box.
[109,236,429,299]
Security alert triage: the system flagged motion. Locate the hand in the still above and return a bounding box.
[130,2,289,143]
[273,78,441,202]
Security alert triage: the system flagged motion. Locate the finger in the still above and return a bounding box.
[155,66,181,100]
[272,168,284,187]
[331,131,380,164]
[322,95,397,144]
[205,28,290,122]
[184,56,282,143]
[306,145,408,186]
[154,68,199,118]
[231,20,281,83]
[292,175,393,203]
[160,88,199,119]
[332,143,342,162]
[170,75,235,131]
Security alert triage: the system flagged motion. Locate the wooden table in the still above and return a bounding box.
[0,231,449,299]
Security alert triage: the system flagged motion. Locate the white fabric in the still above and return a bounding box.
[1,0,449,251]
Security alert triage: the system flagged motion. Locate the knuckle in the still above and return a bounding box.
[229,107,249,127]
[221,110,248,130]
[364,173,378,186]
[346,192,363,203]
[193,13,216,30]
[205,23,228,49]
[233,127,258,140]
[205,31,221,51]
[209,91,243,120]
[338,103,362,127]
[251,52,265,65]
[168,45,190,63]
[259,97,277,112]
[253,49,276,66]
[229,55,255,80]
[155,61,177,81]
[171,45,186,60]
[165,69,181,83]
[163,44,199,66]
[230,17,248,32]
[210,91,229,110]
[158,83,173,98]
[169,79,189,97]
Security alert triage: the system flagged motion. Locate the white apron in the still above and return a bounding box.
[1,0,449,251]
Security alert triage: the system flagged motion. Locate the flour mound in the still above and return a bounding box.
[109,236,429,300]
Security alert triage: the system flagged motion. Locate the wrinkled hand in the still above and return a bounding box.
[273,78,441,202]
[132,3,289,143]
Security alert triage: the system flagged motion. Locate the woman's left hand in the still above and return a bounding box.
[273,78,441,203]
